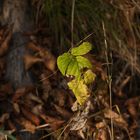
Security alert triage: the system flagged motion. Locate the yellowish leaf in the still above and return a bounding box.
[68,79,90,105]
[84,69,96,84]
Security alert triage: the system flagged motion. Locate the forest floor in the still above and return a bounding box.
[0,0,140,140]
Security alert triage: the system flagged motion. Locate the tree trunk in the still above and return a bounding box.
[1,0,40,139]
[2,0,32,88]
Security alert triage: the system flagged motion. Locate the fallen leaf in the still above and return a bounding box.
[21,107,40,125]
[27,93,43,104]
[13,103,20,114]
[7,120,17,131]
[12,86,34,102]
[38,48,56,71]
[0,28,12,56]
[12,87,26,102]
[32,105,43,116]
[0,113,9,124]
[24,54,43,70]
[96,128,108,140]
[70,100,91,131]
[104,109,128,128]
[26,42,42,52]
[43,52,56,72]
[53,104,72,119]
[125,97,140,119]
[20,118,36,133]
[40,114,65,130]
[96,122,106,129]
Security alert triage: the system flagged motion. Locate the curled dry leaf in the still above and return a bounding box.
[27,93,43,104]
[20,118,36,133]
[24,54,43,70]
[12,87,26,102]
[32,105,43,116]
[41,73,52,101]
[51,89,67,107]
[26,42,42,52]
[0,113,9,124]
[96,122,106,129]
[104,109,128,128]
[13,103,20,114]
[96,128,108,140]
[21,107,40,126]
[70,100,91,131]
[125,97,140,119]
[26,42,56,71]
[7,120,17,131]
[39,49,56,72]
[40,114,65,130]
[0,28,12,56]
[53,104,72,119]
[0,83,13,95]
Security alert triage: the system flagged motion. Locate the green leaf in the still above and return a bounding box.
[76,56,92,69]
[66,58,81,78]
[84,70,96,84]
[57,53,73,75]
[68,79,90,105]
[71,42,92,56]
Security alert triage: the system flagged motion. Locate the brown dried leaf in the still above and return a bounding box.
[41,74,52,101]
[70,100,91,131]
[7,120,17,131]
[51,89,67,107]
[104,109,128,128]
[27,93,43,104]
[0,83,13,94]
[13,103,20,113]
[12,87,26,102]
[0,29,12,56]
[125,97,140,118]
[40,114,65,130]
[96,128,108,140]
[20,118,36,133]
[21,107,40,126]
[26,42,42,52]
[53,104,72,119]
[12,86,34,102]
[96,122,106,129]
[0,113,9,124]
[39,49,56,71]
[24,54,43,70]
[32,105,43,116]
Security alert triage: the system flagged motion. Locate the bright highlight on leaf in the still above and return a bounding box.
[71,42,92,56]
[68,79,90,105]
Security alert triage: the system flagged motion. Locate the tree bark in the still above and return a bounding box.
[2,0,33,88]
[1,0,41,139]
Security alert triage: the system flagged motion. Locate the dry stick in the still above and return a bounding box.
[102,21,114,140]
[71,0,76,48]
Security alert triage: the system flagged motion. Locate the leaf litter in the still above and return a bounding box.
[0,24,139,140]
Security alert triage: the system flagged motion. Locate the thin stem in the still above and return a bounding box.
[102,21,114,140]
[71,0,76,48]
